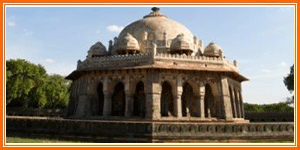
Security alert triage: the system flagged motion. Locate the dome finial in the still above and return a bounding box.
[144,7,167,18]
[151,7,160,12]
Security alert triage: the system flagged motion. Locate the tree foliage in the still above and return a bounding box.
[44,75,70,109]
[284,64,294,93]
[244,102,294,112]
[6,59,47,108]
[283,64,294,104]
[6,59,70,109]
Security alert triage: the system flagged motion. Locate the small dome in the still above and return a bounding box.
[88,42,107,58]
[204,42,222,57]
[116,33,140,54]
[170,34,193,55]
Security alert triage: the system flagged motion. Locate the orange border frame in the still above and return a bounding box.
[0,2,298,149]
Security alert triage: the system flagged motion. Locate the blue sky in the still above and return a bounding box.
[5,6,295,104]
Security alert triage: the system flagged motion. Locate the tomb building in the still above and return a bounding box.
[66,7,249,122]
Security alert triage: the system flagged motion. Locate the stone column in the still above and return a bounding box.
[125,94,134,117]
[124,75,134,117]
[103,93,112,116]
[235,89,242,118]
[75,94,88,117]
[239,89,245,118]
[75,76,91,118]
[220,76,234,120]
[145,82,161,119]
[230,86,238,118]
[102,77,112,116]
[175,77,183,117]
[199,81,205,118]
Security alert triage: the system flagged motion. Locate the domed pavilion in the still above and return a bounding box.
[66,7,249,123]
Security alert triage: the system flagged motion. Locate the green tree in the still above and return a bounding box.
[44,74,70,109]
[283,64,294,104]
[6,59,47,108]
[284,64,294,92]
[244,102,293,112]
[6,59,70,109]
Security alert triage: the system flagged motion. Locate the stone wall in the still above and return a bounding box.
[6,109,295,123]
[6,116,294,143]
[77,52,238,72]
[77,53,153,70]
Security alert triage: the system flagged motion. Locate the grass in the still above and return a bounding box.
[6,135,95,143]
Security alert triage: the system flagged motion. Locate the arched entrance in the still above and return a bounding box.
[97,82,104,116]
[112,82,125,116]
[204,84,214,118]
[234,89,240,118]
[133,81,146,117]
[161,81,174,117]
[181,82,194,117]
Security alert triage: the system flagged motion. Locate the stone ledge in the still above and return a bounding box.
[6,116,294,143]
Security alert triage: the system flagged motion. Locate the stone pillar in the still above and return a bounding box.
[145,82,161,119]
[239,89,245,118]
[235,89,242,118]
[230,86,238,118]
[199,81,205,118]
[125,94,134,117]
[124,75,134,117]
[103,77,112,116]
[75,95,88,117]
[103,93,112,116]
[75,76,92,118]
[144,70,161,119]
[220,76,234,120]
[175,77,183,117]
[216,80,226,119]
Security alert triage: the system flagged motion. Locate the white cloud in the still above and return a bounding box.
[107,25,124,32]
[7,21,16,28]
[261,69,271,73]
[278,61,287,67]
[43,59,55,63]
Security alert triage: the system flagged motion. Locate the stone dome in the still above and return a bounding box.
[117,7,194,52]
[170,33,193,55]
[204,42,222,57]
[116,33,140,54]
[88,42,107,58]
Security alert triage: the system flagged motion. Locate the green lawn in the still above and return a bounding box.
[6,136,94,143]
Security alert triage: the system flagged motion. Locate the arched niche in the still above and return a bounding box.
[204,84,217,118]
[181,82,195,117]
[234,88,240,118]
[112,82,125,116]
[97,82,104,116]
[133,81,146,117]
[161,81,174,117]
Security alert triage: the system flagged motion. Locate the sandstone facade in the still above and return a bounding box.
[66,7,248,123]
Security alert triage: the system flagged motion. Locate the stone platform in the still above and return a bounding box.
[6,116,294,143]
